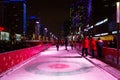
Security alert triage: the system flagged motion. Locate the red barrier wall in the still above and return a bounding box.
[102,47,120,64]
[0,44,51,74]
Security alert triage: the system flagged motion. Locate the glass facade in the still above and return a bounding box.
[2,0,26,35]
[0,31,9,41]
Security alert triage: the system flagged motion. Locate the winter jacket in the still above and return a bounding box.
[90,38,97,50]
[82,37,89,48]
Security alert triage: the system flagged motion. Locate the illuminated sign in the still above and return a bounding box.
[0,27,4,31]
[95,18,108,26]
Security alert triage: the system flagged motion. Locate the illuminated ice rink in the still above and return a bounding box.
[0,46,118,80]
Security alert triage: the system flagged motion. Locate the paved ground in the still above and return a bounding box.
[0,46,119,80]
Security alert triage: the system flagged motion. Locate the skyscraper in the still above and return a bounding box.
[70,0,92,33]
[1,0,26,36]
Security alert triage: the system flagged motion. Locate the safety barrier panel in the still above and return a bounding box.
[102,47,120,64]
[0,43,51,74]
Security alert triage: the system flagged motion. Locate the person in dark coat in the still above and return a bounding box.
[70,40,74,50]
[55,39,60,51]
[96,37,104,58]
[64,38,68,50]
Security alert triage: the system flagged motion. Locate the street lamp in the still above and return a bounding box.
[35,21,40,40]
[117,2,120,23]
[116,1,120,64]
[44,27,48,41]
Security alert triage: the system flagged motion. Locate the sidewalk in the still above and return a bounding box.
[76,47,120,80]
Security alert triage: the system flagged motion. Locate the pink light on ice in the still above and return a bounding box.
[48,63,69,69]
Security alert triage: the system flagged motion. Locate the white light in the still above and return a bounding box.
[86,25,93,30]
[101,32,108,36]
[117,2,120,23]
[36,21,39,23]
[90,25,93,28]
[112,30,120,34]
[95,34,101,37]
[84,29,88,31]
[44,27,47,30]
[95,18,108,26]
[112,31,117,34]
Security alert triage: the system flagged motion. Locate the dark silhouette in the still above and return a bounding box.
[64,37,68,50]
[55,39,60,51]
[70,40,74,50]
[96,37,104,58]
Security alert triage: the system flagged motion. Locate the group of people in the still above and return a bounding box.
[55,36,104,58]
[81,36,104,58]
[55,37,75,51]
[55,38,69,51]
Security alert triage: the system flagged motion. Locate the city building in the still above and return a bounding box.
[70,0,92,36]
[27,16,41,40]
[1,0,26,36]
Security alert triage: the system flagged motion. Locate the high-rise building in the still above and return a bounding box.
[1,0,26,36]
[27,16,43,40]
[70,0,92,34]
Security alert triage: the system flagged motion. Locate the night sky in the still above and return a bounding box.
[27,0,70,35]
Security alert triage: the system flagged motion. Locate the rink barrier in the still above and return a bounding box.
[102,47,120,65]
[0,43,52,74]
[76,43,120,65]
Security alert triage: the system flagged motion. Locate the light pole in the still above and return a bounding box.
[44,27,48,41]
[116,1,120,64]
[35,21,40,40]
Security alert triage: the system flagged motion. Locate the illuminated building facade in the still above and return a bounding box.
[70,0,92,34]
[1,0,26,36]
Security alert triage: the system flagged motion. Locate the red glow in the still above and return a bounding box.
[49,64,69,69]
[0,27,4,31]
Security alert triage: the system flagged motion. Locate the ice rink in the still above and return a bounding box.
[0,46,117,80]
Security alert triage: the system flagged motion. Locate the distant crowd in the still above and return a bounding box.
[54,35,117,58]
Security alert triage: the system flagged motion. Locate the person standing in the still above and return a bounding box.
[90,37,97,58]
[82,36,89,57]
[70,40,74,50]
[55,39,60,51]
[64,37,68,50]
[96,37,104,58]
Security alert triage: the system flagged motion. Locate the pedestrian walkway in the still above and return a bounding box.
[0,46,119,80]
